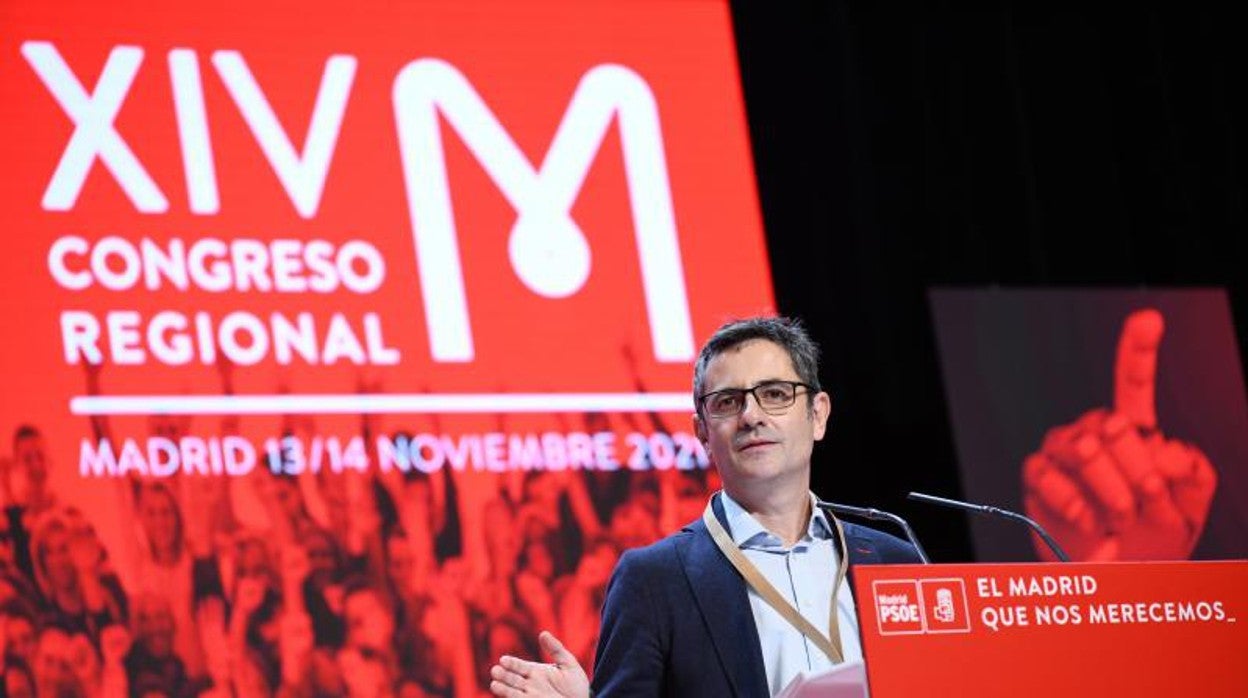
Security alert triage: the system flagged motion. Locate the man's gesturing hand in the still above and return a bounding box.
[490,630,590,698]
[1022,309,1217,561]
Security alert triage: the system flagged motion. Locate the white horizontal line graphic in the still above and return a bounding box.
[70,392,693,415]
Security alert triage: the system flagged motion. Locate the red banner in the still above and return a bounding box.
[855,561,1248,697]
[0,1,766,695]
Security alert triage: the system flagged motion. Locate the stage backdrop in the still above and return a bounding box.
[0,1,769,695]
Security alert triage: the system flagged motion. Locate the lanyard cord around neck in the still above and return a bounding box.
[702,495,850,664]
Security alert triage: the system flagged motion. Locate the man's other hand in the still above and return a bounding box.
[490,630,590,698]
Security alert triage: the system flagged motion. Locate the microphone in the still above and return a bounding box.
[816,500,931,564]
[907,492,1071,562]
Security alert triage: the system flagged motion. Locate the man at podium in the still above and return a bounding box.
[489,317,922,697]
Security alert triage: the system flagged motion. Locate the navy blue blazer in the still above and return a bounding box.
[590,497,922,697]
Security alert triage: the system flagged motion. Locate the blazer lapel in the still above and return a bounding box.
[678,515,769,697]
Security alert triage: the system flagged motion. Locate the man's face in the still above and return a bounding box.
[4,667,35,698]
[14,435,48,486]
[135,601,176,658]
[609,500,659,551]
[484,500,520,570]
[344,589,393,652]
[385,534,413,588]
[232,540,272,595]
[137,487,179,552]
[4,615,36,661]
[41,527,76,591]
[306,532,339,578]
[34,628,82,698]
[694,339,830,492]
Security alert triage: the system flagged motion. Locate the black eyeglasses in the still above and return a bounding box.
[698,380,813,419]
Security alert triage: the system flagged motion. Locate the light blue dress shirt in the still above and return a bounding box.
[720,491,863,696]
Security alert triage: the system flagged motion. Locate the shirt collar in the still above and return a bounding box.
[719,490,834,549]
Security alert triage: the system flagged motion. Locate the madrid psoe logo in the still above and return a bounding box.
[873,580,925,635]
[919,578,971,633]
[873,578,971,635]
[393,59,694,364]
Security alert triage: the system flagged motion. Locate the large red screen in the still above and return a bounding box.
[0,2,772,695]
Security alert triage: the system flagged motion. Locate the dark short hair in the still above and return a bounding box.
[11,424,40,451]
[692,317,822,416]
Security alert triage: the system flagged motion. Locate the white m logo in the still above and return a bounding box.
[393,59,694,363]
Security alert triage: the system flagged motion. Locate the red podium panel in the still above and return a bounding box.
[854,561,1248,697]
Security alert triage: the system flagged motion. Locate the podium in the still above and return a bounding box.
[853,560,1248,697]
[776,661,867,698]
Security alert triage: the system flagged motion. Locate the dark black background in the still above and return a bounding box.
[728,4,1247,561]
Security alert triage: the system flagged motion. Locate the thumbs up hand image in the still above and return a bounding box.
[1022,309,1218,561]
